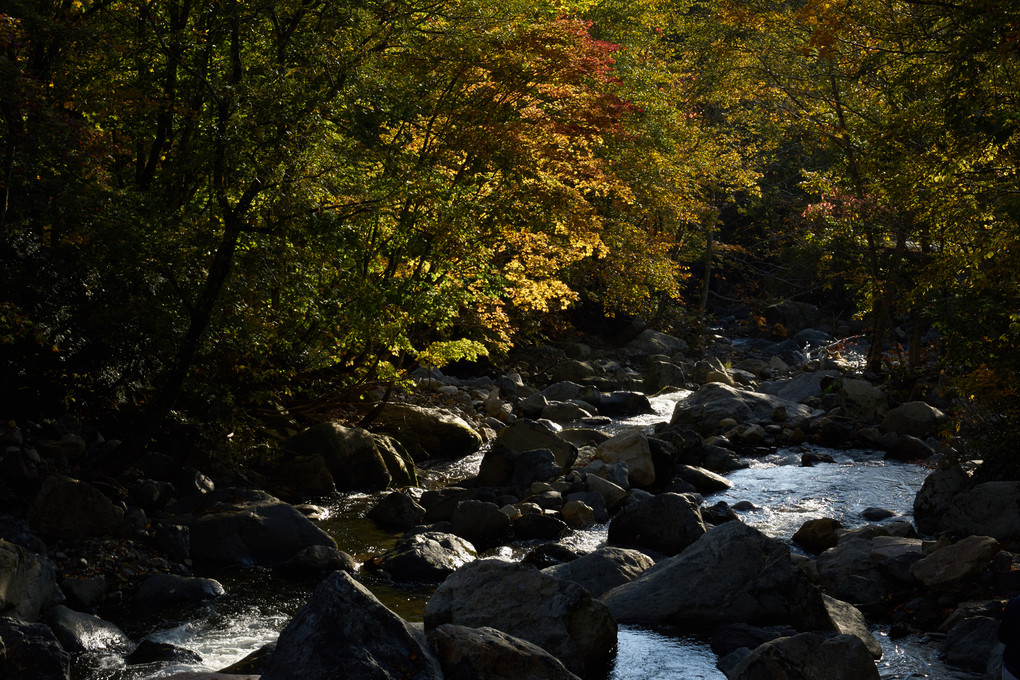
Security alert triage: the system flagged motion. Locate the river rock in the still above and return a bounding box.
[551,360,596,384]
[671,383,813,435]
[45,605,131,654]
[272,545,358,581]
[913,464,971,536]
[559,428,610,448]
[367,491,426,531]
[884,434,935,461]
[450,500,512,550]
[493,419,577,470]
[0,616,71,680]
[27,475,124,540]
[601,521,830,630]
[179,488,336,567]
[262,570,442,680]
[626,329,688,356]
[127,639,203,665]
[428,624,582,680]
[0,539,58,621]
[596,430,655,487]
[541,402,594,423]
[133,573,225,608]
[644,360,691,393]
[821,595,882,658]
[728,632,880,680]
[599,392,654,417]
[510,449,562,491]
[944,616,999,672]
[607,492,705,556]
[760,371,842,404]
[283,423,394,490]
[424,559,617,679]
[909,535,1000,590]
[764,301,826,334]
[543,546,655,598]
[375,403,482,460]
[879,401,948,439]
[792,518,842,554]
[585,474,628,511]
[561,500,596,529]
[711,623,798,659]
[373,531,476,583]
[941,482,1020,541]
[815,538,896,607]
[838,379,888,423]
[675,464,733,494]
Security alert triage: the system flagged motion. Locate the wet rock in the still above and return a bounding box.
[27,475,124,540]
[372,532,476,583]
[584,459,630,490]
[913,464,971,536]
[728,632,879,680]
[45,605,131,654]
[60,575,107,610]
[599,392,654,417]
[154,524,191,562]
[801,451,835,466]
[273,545,358,581]
[558,428,610,448]
[944,616,999,672]
[543,546,655,599]
[860,507,895,521]
[607,492,705,557]
[367,491,426,532]
[0,616,71,680]
[880,401,948,439]
[428,624,582,680]
[522,543,583,569]
[792,518,842,554]
[0,539,58,621]
[218,642,276,674]
[675,464,732,494]
[671,383,813,435]
[596,430,655,487]
[450,500,512,550]
[493,420,577,470]
[510,449,562,492]
[513,513,570,541]
[541,402,595,424]
[127,639,203,665]
[602,521,831,630]
[424,559,617,679]
[262,571,442,680]
[133,573,225,609]
[941,482,1020,541]
[375,403,482,460]
[884,435,935,461]
[909,535,1000,590]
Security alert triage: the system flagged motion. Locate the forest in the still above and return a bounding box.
[2,0,1018,464]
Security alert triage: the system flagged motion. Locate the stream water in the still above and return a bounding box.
[76,391,983,680]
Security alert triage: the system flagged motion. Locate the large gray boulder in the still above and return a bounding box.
[814,538,897,607]
[607,493,706,556]
[375,404,483,460]
[626,329,688,356]
[913,465,972,536]
[450,500,512,550]
[0,539,58,622]
[27,475,124,540]
[178,488,336,567]
[879,401,948,439]
[542,546,655,599]
[944,616,1000,673]
[596,430,656,487]
[261,571,442,680]
[45,605,131,654]
[838,379,888,423]
[0,617,71,680]
[644,360,691,394]
[493,420,578,470]
[424,559,617,679]
[373,532,477,583]
[909,535,1000,590]
[427,624,582,680]
[821,595,882,659]
[601,521,830,630]
[671,383,813,435]
[284,423,412,490]
[728,632,880,680]
[759,370,842,404]
[941,482,1020,541]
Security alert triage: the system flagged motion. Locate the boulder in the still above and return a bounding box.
[759,371,842,405]
[792,518,842,554]
[0,539,58,621]
[513,513,570,541]
[373,532,477,583]
[510,449,562,492]
[273,545,358,581]
[598,392,654,417]
[596,430,656,487]
[671,383,813,435]
[561,500,596,529]
[626,330,688,356]
[944,616,1000,672]
[127,639,203,665]
[428,624,582,680]
[283,424,395,490]
[27,475,124,540]
[543,546,655,598]
[493,420,577,470]
[450,500,512,550]
[909,535,1000,590]
[728,632,880,680]
[179,488,336,567]
[261,571,442,680]
[711,623,798,659]
[551,360,596,384]
[607,492,706,556]
[763,301,825,334]
[541,402,594,423]
[837,379,888,423]
[585,475,628,511]
[0,617,71,680]
[133,573,225,609]
[559,428,610,448]
[601,521,831,630]
[820,595,882,658]
[879,401,948,439]
[644,361,691,394]
[941,482,1020,541]
[913,465,971,536]
[424,559,617,679]
[367,491,426,532]
[884,435,935,461]
[815,538,895,607]
[45,605,131,654]
[375,403,482,460]
[675,465,733,494]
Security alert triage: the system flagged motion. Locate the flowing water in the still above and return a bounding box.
[76,391,983,680]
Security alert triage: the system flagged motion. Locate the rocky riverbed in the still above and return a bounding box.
[2,304,1017,679]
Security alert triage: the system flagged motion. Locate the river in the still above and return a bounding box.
[75,391,983,680]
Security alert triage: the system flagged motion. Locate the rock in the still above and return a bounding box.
[598,392,654,417]
[45,605,131,654]
[944,616,999,672]
[710,623,797,658]
[941,482,1020,541]
[273,545,358,581]
[596,430,656,487]
[367,491,426,532]
[541,402,594,423]
[861,507,895,521]
[0,539,58,621]
[728,632,880,680]
[283,424,393,490]
[60,575,107,609]
[815,538,896,607]
[644,361,691,394]
[0,616,71,680]
[821,595,882,658]
[584,459,630,490]
[127,639,203,665]
[880,401,948,439]
[493,420,577,470]
[558,428,610,448]
[27,475,124,540]
[837,378,888,423]
[543,546,654,598]
[424,559,617,679]
[585,475,628,511]
[522,544,583,569]
[513,513,570,541]
[671,383,813,435]
[793,518,842,554]
[551,360,596,383]
[261,454,336,499]
[262,571,442,680]
[375,403,482,460]
[219,642,276,674]
[763,301,825,334]
[372,532,476,583]
[675,464,733,494]
[428,624,582,680]
[180,488,336,567]
[602,521,830,630]
[133,573,225,609]
[909,535,1000,590]
[626,330,688,356]
[607,492,705,556]
[561,500,596,529]
[794,328,833,348]
[913,464,972,536]
[450,500,512,550]
[885,435,935,461]
[510,449,562,492]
